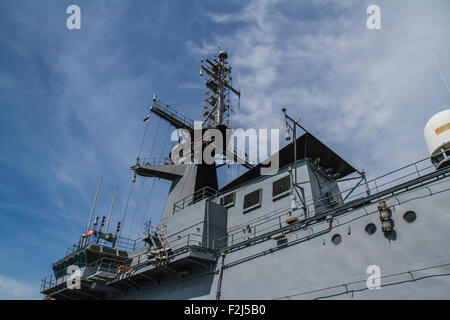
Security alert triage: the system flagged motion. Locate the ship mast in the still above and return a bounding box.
[200,48,240,128]
[139,48,252,169]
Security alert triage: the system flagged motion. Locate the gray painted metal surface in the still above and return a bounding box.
[115,165,450,300]
[41,149,450,301]
[40,49,450,300]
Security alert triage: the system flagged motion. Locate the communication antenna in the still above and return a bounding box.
[238,74,241,112]
[431,50,450,93]
[139,48,254,169]
[86,176,102,232]
[99,216,106,233]
[115,222,121,237]
[200,47,241,127]
[105,186,117,235]
[93,216,99,230]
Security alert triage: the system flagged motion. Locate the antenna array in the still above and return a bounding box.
[200,48,240,128]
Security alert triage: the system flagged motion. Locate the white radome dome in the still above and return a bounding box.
[424,109,450,156]
[424,109,450,168]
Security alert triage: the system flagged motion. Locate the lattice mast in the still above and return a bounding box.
[200,48,240,128]
[137,48,253,169]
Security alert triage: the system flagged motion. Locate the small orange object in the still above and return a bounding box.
[285,217,298,225]
[82,230,95,237]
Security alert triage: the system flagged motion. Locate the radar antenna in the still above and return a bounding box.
[200,47,241,127]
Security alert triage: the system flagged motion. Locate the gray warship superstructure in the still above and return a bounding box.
[41,50,450,300]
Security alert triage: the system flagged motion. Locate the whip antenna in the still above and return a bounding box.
[431,49,450,93]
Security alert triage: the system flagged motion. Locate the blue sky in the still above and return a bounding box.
[0,0,449,299]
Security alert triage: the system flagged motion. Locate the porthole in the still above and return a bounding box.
[331,234,342,245]
[365,223,377,235]
[403,211,417,223]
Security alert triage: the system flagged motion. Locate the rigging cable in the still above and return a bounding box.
[139,117,163,228]
[431,50,450,93]
[138,115,151,159]
[129,121,172,238]
[118,182,134,239]
[127,116,157,239]
[141,123,173,226]
[127,177,146,239]
[118,116,150,239]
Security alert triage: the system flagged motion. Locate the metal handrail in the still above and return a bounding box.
[41,230,215,292]
[213,155,447,249]
[61,233,136,261]
[136,157,173,166]
[173,186,222,213]
[41,256,132,292]
[151,100,195,128]
[122,233,214,273]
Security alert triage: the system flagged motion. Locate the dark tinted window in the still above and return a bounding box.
[118,251,128,257]
[89,245,100,251]
[220,192,235,207]
[102,247,117,255]
[272,175,291,198]
[243,189,261,211]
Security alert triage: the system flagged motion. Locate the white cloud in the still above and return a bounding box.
[193,0,450,178]
[0,274,40,300]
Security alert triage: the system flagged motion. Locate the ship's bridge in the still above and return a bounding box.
[40,187,227,300]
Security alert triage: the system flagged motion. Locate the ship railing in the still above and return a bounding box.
[114,231,211,266]
[41,274,56,292]
[133,238,148,251]
[213,154,447,250]
[41,273,71,293]
[151,100,195,129]
[213,203,292,249]
[123,233,214,269]
[46,228,240,291]
[83,235,211,279]
[335,154,436,205]
[41,257,130,293]
[173,186,222,214]
[43,230,220,292]
[146,231,206,253]
[136,156,173,167]
[113,236,137,251]
[41,261,88,292]
[165,233,205,249]
[88,257,129,275]
[63,233,137,258]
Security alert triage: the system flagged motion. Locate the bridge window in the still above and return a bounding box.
[243,189,262,213]
[272,175,291,201]
[220,192,236,208]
